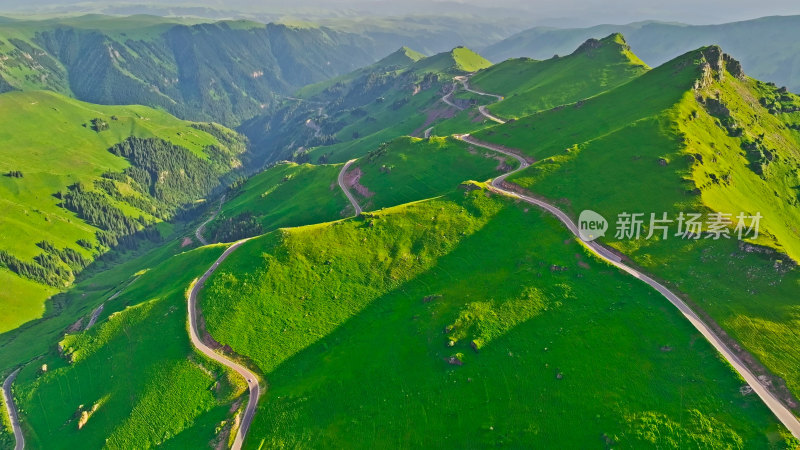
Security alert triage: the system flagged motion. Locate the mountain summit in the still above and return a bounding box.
[468,33,648,117]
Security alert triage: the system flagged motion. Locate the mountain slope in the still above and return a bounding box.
[8,244,248,449]
[207,162,351,242]
[0,90,245,332]
[483,16,800,93]
[199,187,791,447]
[470,33,648,118]
[345,136,515,210]
[474,45,800,409]
[242,46,493,165]
[295,46,426,99]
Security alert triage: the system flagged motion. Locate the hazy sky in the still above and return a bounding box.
[478,0,800,25]
[3,0,800,27]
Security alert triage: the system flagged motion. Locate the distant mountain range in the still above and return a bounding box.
[0,14,521,128]
[483,15,800,93]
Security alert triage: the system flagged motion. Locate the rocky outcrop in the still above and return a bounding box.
[694,60,715,90]
[693,46,747,89]
[700,46,724,73]
[696,46,746,84]
[575,38,602,53]
[0,73,16,94]
[724,54,746,79]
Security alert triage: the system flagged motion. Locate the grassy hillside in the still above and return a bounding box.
[471,34,648,118]
[199,187,792,447]
[0,231,201,380]
[422,107,497,137]
[347,136,516,210]
[474,45,800,407]
[209,135,514,241]
[8,244,248,449]
[422,34,652,137]
[207,162,350,242]
[0,389,12,449]
[0,90,244,333]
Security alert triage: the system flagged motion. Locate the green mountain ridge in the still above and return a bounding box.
[409,46,492,75]
[294,46,427,99]
[384,46,427,65]
[474,43,800,414]
[471,33,648,118]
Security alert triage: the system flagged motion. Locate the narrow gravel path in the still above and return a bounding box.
[2,368,24,450]
[456,133,800,439]
[338,159,363,215]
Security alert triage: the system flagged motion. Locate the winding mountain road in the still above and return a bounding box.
[338,159,363,215]
[2,368,23,450]
[187,238,260,450]
[476,105,506,124]
[455,130,800,439]
[449,72,800,437]
[456,75,503,102]
[440,82,464,111]
[195,195,225,246]
[454,75,507,124]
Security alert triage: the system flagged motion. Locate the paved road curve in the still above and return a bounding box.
[338,159,363,216]
[187,239,261,450]
[456,133,800,439]
[2,368,24,450]
[476,105,506,124]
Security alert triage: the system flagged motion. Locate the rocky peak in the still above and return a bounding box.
[697,46,746,80]
[574,33,630,56]
[575,38,602,53]
[700,46,724,73]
